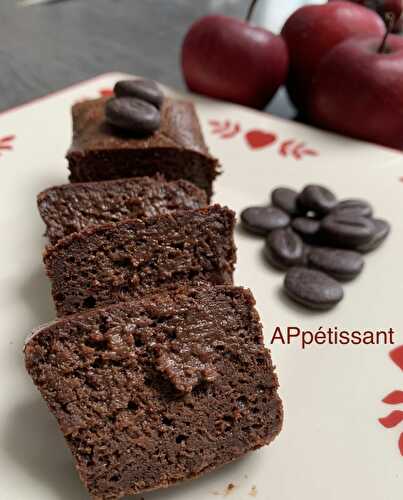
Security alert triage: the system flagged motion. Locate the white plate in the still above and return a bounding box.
[0,73,401,500]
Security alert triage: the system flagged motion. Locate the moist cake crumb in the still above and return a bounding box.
[37,175,207,244]
[44,205,236,316]
[25,284,283,500]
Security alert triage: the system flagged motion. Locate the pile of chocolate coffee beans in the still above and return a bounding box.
[241,185,391,310]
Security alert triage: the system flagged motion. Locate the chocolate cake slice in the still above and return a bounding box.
[44,205,236,316]
[67,97,219,200]
[37,176,207,244]
[24,284,283,500]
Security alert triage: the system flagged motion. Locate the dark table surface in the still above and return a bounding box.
[0,0,295,118]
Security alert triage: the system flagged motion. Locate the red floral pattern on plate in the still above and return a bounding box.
[76,88,114,104]
[0,135,15,157]
[390,345,403,370]
[279,139,318,159]
[210,120,241,139]
[209,120,319,160]
[383,390,403,405]
[379,345,403,456]
[99,88,114,97]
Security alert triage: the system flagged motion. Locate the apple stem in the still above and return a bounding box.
[378,12,395,53]
[246,0,259,22]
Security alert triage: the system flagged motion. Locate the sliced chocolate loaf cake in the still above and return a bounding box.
[44,205,236,316]
[24,284,283,500]
[37,176,208,244]
[67,97,219,200]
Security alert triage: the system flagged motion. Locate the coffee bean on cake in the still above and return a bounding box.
[105,97,161,134]
[114,79,164,108]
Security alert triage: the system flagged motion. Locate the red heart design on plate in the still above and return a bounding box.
[245,130,277,149]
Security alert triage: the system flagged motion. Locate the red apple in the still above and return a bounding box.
[181,15,288,109]
[394,17,403,33]
[309,33,403,149]
[383,0,403,18]
[281,1,385,112]
[334,1,403,23]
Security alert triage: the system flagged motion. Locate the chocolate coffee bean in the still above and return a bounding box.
[308,247,364,281]
[114,79,164,108]
[332,198,373,218]
[284,267,344,310]
[240,206,290,235]
[297,184,337,215]
[320,213,375,247]
[356,218,390,253]
[105,97,160,134]
[271,187,299,216]
[291,217,321,243]
[241,185,390,312]
[264,228,305,270]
